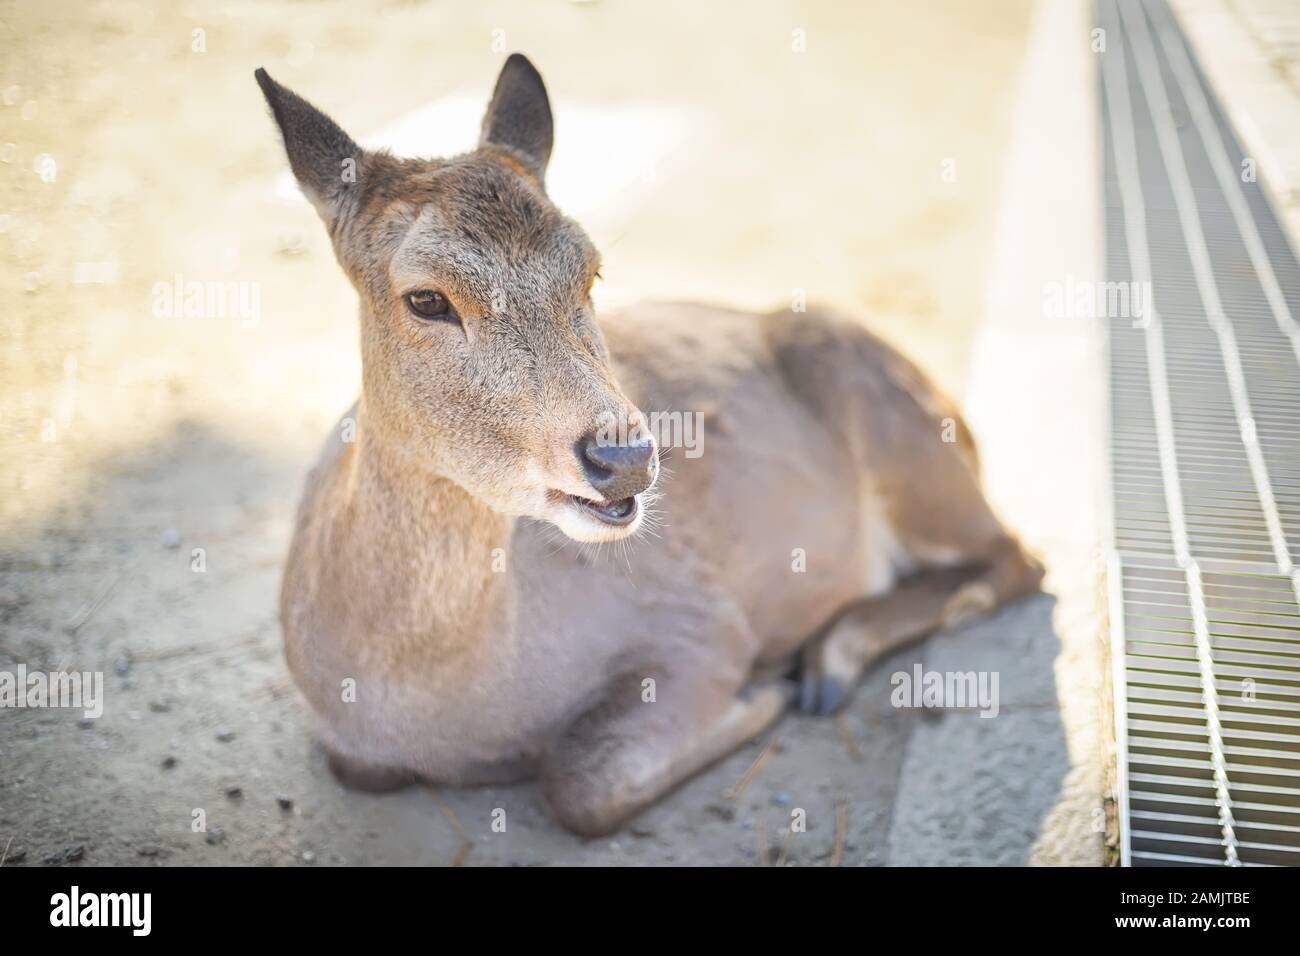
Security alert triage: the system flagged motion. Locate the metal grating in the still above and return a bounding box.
[1100,0,1300,866]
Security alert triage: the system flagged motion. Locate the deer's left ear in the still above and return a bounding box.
[255,68,362,228]
[480,54,554,184]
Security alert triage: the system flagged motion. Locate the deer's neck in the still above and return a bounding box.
[343,414,515,641]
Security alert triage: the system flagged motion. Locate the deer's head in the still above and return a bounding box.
[257,55,657,543]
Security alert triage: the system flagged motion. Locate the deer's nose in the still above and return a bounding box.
[579,431,657,501]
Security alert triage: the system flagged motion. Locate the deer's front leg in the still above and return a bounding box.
[540,672,791,837]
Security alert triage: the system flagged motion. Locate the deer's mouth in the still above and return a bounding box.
[543,488,646,542]
[569,494,639,527]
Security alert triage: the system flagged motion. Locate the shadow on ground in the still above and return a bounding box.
[1,419,1070,866]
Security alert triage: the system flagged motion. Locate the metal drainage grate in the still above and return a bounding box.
[1100,0,1300,866]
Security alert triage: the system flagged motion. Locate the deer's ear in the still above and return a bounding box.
[255,68,361,227]
[480,54,553,183]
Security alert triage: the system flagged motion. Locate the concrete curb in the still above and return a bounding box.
[886,0,1109,866]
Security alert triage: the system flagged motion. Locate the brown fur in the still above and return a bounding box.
[259,55,1043,836]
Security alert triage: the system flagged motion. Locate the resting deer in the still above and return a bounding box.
[258,55,1043,837]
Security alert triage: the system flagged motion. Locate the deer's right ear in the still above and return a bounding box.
[480,54,554,184]
[255,68,361,228]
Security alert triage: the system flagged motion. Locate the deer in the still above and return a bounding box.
[257,54,1044,837]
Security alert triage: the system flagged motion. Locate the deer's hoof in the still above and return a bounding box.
[798,672,849,716]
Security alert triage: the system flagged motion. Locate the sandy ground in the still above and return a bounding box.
[0,0,1038,866]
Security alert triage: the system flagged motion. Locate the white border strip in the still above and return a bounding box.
[1107,550,1133,866]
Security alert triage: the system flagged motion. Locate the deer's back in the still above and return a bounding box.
[596,301,967,660]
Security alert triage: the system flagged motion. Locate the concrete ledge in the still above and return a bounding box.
[1170,0,1300,241]
[887,0,1109,867]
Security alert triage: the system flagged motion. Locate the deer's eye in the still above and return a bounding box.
[404,290,456,322]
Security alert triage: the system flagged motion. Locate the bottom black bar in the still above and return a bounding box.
[0,865,1279,940]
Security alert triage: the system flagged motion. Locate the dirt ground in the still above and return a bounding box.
[0,0,1034,865]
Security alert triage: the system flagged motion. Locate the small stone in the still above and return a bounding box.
[137,846,161,858]
[43,845,84,865]
[628,824,654,839]
[705,803,736,822]
[215,728,235,743]
[225,786,243,800]
[160,528,181,549]
[76,717,94,729]
[276,795,293,812]
[2,848,26,865]
[149,700,171,713]
[300,850,315,864]
[113,657,131,677]
[160,755,176,770]
[770,791,792,806]
[205,827,225,846]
